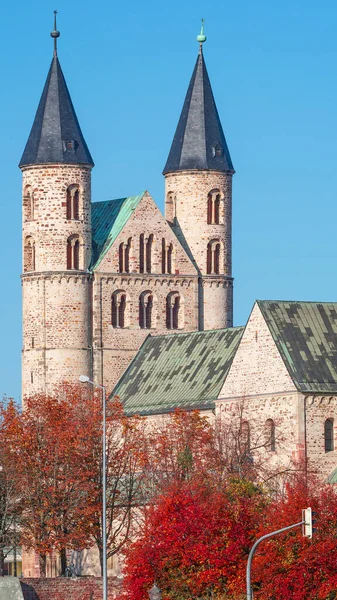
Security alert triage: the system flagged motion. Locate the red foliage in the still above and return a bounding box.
[121,478,266,600]
[253,478,337,600]
[121,474,337,600]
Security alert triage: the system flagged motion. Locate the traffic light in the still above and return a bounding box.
[302,507,317,538]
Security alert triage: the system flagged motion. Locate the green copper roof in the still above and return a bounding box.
[258,300,337,394]
[114,327,243,416]
[91,192,145,269]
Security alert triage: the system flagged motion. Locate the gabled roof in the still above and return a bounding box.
[114,327,244,416]
[19,56,93,167]
[258,300,337,394]
[163,49,234,174]
[91,192,146,269]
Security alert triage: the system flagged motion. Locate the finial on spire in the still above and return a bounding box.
[197,18,207,52]
[50,10,60,57]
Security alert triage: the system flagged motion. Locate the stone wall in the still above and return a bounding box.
[20,578,122,600]
[21,164,92,398]
[305,395,337,480]
[164,170,233,328]
[220,303,296,399]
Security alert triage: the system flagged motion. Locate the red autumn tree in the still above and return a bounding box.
[144,410,218,494]
[76,384,148,574]
[120,477,267,600]
[252,477,337,600]
[14,387,94,575]
[15,383,148,576]
[0,397,22,576]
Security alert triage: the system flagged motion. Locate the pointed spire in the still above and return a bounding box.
[163,29,233,175]
[19,13,94,168]
[51,10,60,57]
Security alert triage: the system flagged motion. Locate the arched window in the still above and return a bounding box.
[207,240,221,274]
[166,293,180,330]
[162,239,166,274]
[265,419,276,452]
[167,243,173,274]
[166,192,177,222]
[139,234,144,273]
[139,292,153,329]
[125,238,131,273]
[325,419,334,452]
[162,240,173,274]
[66,185,80,220]
[146,234,153,273]
[24,236,35,272]
[119,243,124,273]
[119,239,131,273]
[24,186,35,222]
[240,421,250,454]
[207,190,221,225]
[112,293,126,328]
[67,236,80,270]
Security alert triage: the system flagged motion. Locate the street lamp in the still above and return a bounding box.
[148,583,162,600]
[79,375,107,600]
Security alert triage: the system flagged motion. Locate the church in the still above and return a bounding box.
[20,15,337,561]
[20,19,234,400]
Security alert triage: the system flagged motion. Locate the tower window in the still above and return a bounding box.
[207,240,221,274]
[24,186,35,222]
[213,143,223,157]
[207,190,221,225]
[112,292,126,328]
[66,185,80,220]
[67,236,80,270]
[166,292,181,330]
[139,292,153,329]
[325,419,334,452]
[24,236,36,272]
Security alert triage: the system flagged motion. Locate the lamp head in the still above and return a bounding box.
[148,583,162,600]
[79,375,90,383]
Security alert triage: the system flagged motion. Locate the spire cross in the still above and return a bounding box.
[197,18,207,53]
[50,10,60,57]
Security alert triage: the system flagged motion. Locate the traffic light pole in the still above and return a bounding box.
[246,520,305,600]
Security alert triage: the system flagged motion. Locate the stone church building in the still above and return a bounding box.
[19,20,337,577]
[20,22,233,400]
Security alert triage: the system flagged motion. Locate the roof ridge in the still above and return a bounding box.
[146,325,244,341]
[257,299,337,305]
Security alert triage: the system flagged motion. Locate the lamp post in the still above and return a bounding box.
[148,583,162,600]
[79,375,107,600]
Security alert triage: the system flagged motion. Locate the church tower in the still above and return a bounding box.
[20,15,94,397]
[163,23,234,329]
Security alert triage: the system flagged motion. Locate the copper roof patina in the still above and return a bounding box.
[114,327,243,416]
[91,192,145,269]
[258,300,337,394]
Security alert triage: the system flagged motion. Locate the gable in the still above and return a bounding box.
[94,191,197,274]
[258,300,337,394]
[91,192,145,269]
[115,327,243,416]
[220,303,296,399]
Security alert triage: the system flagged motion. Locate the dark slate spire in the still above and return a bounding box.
[163,47,234,174]
[19,14,94,168]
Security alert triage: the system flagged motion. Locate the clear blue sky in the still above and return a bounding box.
[2,0,337,401]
